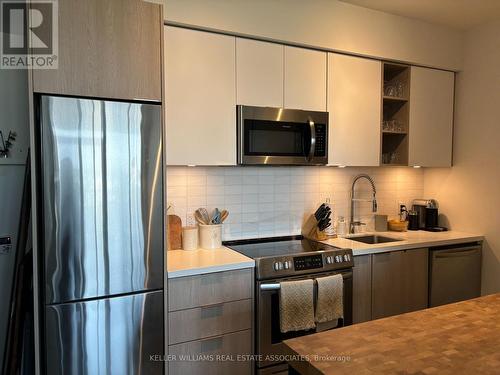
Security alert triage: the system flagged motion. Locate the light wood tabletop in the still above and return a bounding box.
[283,293,500,375]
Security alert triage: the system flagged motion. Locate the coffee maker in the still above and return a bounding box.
[411,199,446,231]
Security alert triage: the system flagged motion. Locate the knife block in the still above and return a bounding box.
[301,214,329,241]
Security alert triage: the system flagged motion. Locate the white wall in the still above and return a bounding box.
[167,166,424,240]
[164,0,463,70]
[424,20,500,295]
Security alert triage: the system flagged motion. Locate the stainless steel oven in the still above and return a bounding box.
[237,105,329,165]
[257,270,353,373]
[225,236,353,375]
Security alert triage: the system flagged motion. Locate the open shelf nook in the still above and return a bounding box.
[381,62,411,165]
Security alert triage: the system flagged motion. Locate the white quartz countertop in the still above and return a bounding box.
[321,230,484,256]
[167,246,255,278]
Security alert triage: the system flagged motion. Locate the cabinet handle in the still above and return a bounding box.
[435,249,480,258]
[200,336,223,352]
[200,273,222,285]
[307,119,316,161]
[200,304,224,318]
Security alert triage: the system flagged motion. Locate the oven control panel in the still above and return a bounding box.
[294,254,323,271]
[256,248,354,279]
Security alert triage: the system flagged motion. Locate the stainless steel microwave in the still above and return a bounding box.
[237,105,329,165]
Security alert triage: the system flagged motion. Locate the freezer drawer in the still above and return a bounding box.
[429,244,482,307]
[40,95,163,304]
[45,290,164,375]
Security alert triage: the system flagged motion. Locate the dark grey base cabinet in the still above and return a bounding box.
[353,248,429,323]
[372,248,429,319]
[352,255,372,324]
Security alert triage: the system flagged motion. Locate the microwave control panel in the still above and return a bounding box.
[314,123,327,157]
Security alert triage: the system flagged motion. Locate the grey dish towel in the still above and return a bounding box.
[279,279,316,333]
[315,274,344,325]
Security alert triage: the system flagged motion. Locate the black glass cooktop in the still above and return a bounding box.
[225,236,339,259]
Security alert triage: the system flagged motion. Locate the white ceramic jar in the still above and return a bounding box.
[182,226,198,250]
[198,224,222,249]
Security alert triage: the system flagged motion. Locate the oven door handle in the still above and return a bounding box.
[260,271,353,291]
[307,119,316,162]
[260,283,281,291]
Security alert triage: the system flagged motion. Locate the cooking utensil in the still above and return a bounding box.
[314,204,326,220]
[317,214,331,232]
[318,218,332,232]
[195,208,210,225]
[194,210,208,225]
[211,208,221,224]
[220,210,229,223]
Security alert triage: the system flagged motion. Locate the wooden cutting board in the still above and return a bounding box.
[167,214,182,250]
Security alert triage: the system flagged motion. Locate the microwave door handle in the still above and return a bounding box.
[307,119,316,161]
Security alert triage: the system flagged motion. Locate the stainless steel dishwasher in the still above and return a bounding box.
[429,242,482,307]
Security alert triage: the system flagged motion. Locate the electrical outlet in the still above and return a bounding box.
[186,213,196,227]
[320,192,332,203]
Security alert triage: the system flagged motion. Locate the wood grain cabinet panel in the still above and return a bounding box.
[168,299,252,345]
[401,248,429,313]
[352,255,372,324]
[409,67,454,167]
[164,26,236,166]
[284,46,327,111]
[32,0,162,101]
[168,269,253,311]
[328,53,381,166]
[236,38,284,107]
[372,248,428,319]
[168,330,253,375]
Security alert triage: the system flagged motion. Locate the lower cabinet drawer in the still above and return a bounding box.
[168,329,253,375]
[168,269,253,311]
[169,299,252,345]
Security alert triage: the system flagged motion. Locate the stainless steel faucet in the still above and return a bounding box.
[350,174,378,234]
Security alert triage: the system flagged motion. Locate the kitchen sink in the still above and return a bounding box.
[347,235,402,244]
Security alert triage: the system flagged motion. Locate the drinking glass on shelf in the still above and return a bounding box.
[396,82,405,98]
[390,152,399,164]
[382,153,390,164]
[384,84,396,97]
[389,119,397,131]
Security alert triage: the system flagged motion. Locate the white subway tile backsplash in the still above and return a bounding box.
[242,194,259,204]
[167,166,424,241]
[225,175,243,186]
[224,185,243,195]
[207,175,225,186]
[187,175,206,186]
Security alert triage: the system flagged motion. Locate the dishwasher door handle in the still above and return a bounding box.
[435,248,481,258]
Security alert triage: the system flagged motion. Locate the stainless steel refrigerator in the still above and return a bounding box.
[39,95,164,374]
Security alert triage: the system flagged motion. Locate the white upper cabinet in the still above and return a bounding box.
[328,53,382,166]
[236,39,284,107]
[284,46,327,111]
[164,26,236,166]
[409,67,454,167]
